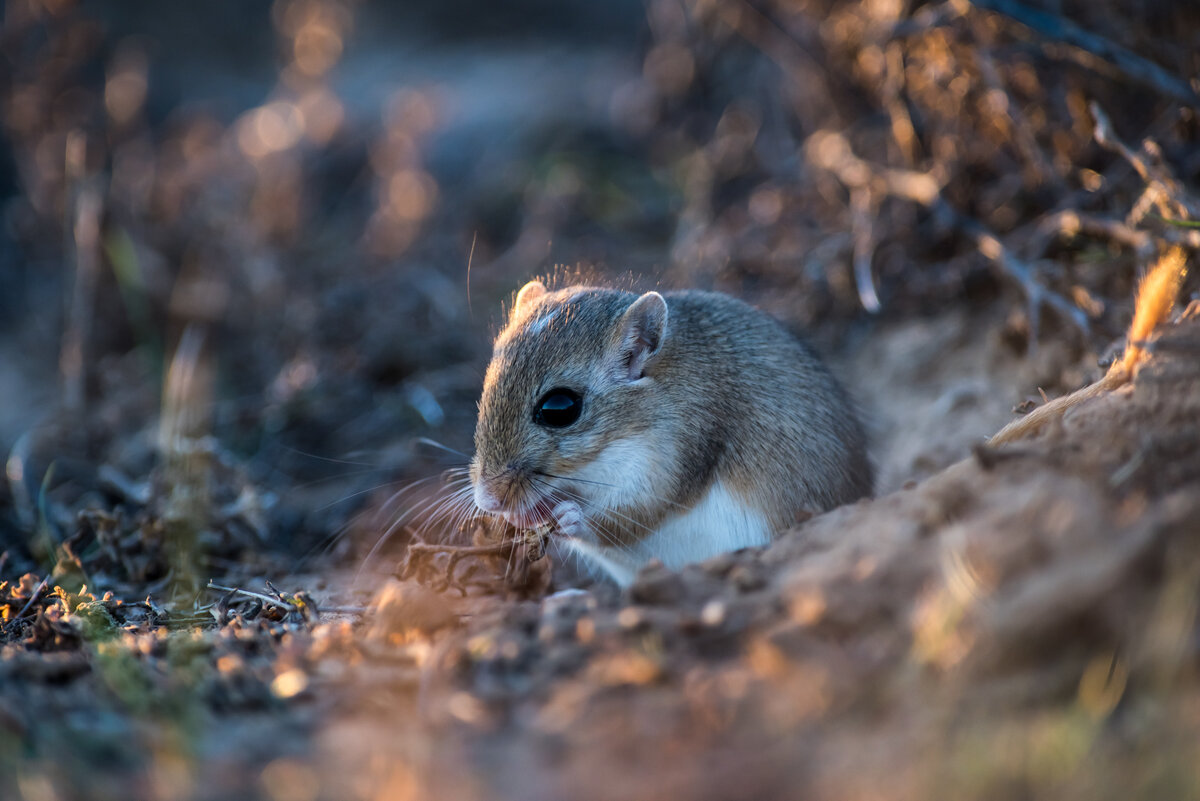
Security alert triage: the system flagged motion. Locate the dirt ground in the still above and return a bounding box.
[2,1,1200,800]
[305,310,1200,801]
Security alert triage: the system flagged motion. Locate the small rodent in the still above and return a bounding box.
[471,280,872,586]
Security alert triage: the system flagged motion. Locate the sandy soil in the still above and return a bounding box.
[313,313,1200,801]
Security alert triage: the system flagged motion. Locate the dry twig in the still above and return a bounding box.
[1091,104,1200,237]
[206,581,297,613]
[7,576,50,625]
[969,0,1200,105]
[805,130,1089,336]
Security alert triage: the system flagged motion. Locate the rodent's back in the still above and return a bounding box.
[651,290,872,522]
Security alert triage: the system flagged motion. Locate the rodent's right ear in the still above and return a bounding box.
[512,280,548,317]
[614,291,668,382]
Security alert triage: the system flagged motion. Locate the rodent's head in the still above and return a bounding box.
[470,280,669,528]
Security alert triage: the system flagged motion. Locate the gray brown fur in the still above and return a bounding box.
[471,284,873,549]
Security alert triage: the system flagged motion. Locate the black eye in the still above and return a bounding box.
[534,388,583,428]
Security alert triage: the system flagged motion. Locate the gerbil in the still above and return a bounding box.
[471,281,872,586]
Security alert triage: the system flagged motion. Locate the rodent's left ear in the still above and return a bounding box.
[512,280,548,317]
[615,291,669,381]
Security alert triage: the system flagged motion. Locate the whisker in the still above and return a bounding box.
[382,468,471,515]
[350,491,463,585]
[528,477,643,557]
[528,476,645,536]
[278,444,384,468]
[354,522,414,586]
[298,524,351,566]
[292,467,388,492]
[408,484,470,532]
[532,470,617,489]
[354,480,480,585]
[416,438,472,460]
[299,484,412,566]
[532,470,690,512]
[314,477,410,513]
[415,488,477,541]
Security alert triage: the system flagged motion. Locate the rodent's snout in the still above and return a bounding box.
[472,462,562,529]
[471,461,527,513]
[472,483,503,514]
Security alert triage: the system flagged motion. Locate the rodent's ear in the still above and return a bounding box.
[615,291,669,381]
[513,280,548,317]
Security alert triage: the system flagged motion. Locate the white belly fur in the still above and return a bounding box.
[562,480,772,586]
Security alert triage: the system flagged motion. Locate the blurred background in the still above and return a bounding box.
[3,0,1200,624]
[2,0,665,566]
[4,0,1196,567]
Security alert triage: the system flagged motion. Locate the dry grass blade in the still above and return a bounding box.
[1121,247,1190,373]
[990,247,1190,445]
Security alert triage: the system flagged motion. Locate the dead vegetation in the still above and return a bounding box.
[396,520,553,599]
[629,0,1199,345]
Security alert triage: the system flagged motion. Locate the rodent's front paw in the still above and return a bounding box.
[552,500,584,538]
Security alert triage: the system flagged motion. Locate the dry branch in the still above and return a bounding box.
[805,130,1089,335]
[1025,211,1155,261]
[968,0,1200,105]
[1091,103,1200,232]
[207,582,297,613]
[970,36,1059,188]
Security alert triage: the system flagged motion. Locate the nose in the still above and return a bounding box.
[474,483,503,513]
